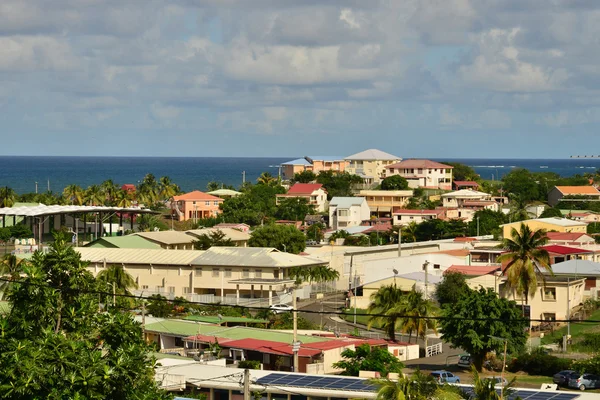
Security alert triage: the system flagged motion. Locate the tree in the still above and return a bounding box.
[136,214,168,232]
[381,175,409,190]
[397,289,438,344]
[367,283,406,342]
[0,254,25,299]
[316,171,363,199]
[100,179,118,205]
[96,264,138,307]
[248,224,306,254]
[442,162,480,182]
[292,170,317,183]
[9,224,32,239]
[84,184,104,206]
[305,223,325,242]
[221,183,285,226]
[275,197,315,221]
[497,224,551,304]
[403,222,418,243]
[467,209,507,237]
[333,343,404,377]
[288,265,339,285]
[62,184,84,205]
[257,172,278,186]
[159,176,180,200]
[137,173,159,205]
[192,229,234,250]
[371,370,456,400]
[146,294,174,318]
[435,271,471,308]
[0,187,17,208]
[114,189,133,208]
[0,232,169,399]
[440,287,528,372]
[502,169,539,202]
[539,207,563,218]
[468,366,516,400]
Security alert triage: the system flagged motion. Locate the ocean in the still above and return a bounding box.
[1,156,599,195]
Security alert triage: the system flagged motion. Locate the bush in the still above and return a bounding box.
[238,360,261,369]
[573,355,600,375]
[573,333,600,353]
[508,348,573,376]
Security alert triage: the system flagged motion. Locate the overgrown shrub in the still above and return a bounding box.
[508,348,572,376]
[573,333,600,353]
[238,360,261,369]
[573,355,600,375]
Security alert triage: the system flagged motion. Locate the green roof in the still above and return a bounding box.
[560,209,596,215]
[145,319,330,344]
[184,315,268,324]
[84,235,161,249]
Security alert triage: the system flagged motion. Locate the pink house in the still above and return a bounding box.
[171,191,224,222]
[276,183,328,212]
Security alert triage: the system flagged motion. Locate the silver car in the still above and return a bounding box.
[568,373,600,391]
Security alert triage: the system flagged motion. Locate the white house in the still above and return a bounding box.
[385,159,453,190]
[276,183,328,213]
[441,189,494,208]
[392,208,445,226]
[329,197,370,230]
[344,149,402,185]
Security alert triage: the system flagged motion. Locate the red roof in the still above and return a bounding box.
[363,224,393,233]
[445,265,501,276]
[454,237,477,242]
[184,334,236,345]
[386,159,453,170]
[541,245,593,255]
[546,232,589,241]
[218,338,322,357]
[454,181,479,187]
[173,190,222,201]
[392,208,444,215]
[287,183,324,195]
[121,184,136,191]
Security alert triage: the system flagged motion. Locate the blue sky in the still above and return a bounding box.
[1,0,600,158]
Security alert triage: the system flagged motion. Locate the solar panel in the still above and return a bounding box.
[256,373,376,392]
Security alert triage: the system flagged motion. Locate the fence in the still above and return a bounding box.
[186,292,293,308]
[426,342,443,357]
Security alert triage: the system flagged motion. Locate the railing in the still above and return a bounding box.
[426,342,443,357]
[156,373,186,391]
[186,292,293,307]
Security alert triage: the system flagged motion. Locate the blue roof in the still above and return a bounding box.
[306,156,344,161]
[282,158,311,166]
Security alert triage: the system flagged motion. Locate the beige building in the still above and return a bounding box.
[385,160,453,190]
[441,189,494,208]
[547,186,600,207]
[359,190,413,217]
[77,246,326,303]
[500,218,588,239]
[134,231,197,250]
[186,228,250,247]
[276,183,328,213]
[392,208,445,226]
[345,149,402,185]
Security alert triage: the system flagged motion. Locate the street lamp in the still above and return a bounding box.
[422,261,429,299]
[488,335,508,400]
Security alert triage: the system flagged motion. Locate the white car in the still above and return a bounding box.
[269,304,294,313]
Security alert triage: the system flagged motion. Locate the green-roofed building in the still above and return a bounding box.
[84,235,161,249]
[184,315,268,326]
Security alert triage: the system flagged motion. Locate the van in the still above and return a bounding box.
[457,354,472,369]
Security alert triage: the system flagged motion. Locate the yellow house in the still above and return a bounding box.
[500,217,588,239]
[359,190,413,216]
[345,149,402,185]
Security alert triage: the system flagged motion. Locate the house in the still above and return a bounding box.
[500,277,586,326]
[445,265,502,291]
[453,181,479,190]
[548,186,600,206]
[134,231,197,250]
[385,160,453,190]
[359,190,413,217]
[186,228,250,247]
[214,222,251,233]
[351,273,443,309]
[500,218,588,238]
[540,245,594,264]
[441,189,493,208]
[546,232,596,246]
[344,149,402,185]
[328,197,370,230]
[121,184,136,194]
[391,208,445,226]
[171,191,224,222]
[280,156,347,181]
[276,183,328,213]
[550,259,600,296]
[559,209,600,223]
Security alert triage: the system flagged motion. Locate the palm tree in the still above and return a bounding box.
[467,366,516,400]
[138,174,159,205]
[508,194,531,222]
[257,172,277,186]
[97,264,137,295]
[367,284,405,342]
[84,185,104,206]
[0,254,25,299]
[394,289,438,344]
[403,222,418,243]
[100,180,119,205]
[158,176,180,201]
[0,187,17,208]
[62,184,84,205]
[372,370,460,400]
[497,224,552,305]
[114,189,133,208]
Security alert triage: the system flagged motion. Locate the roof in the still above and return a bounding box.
[287,183,324,195]
[184,315,267,324]
[386,159,453,169]
[172,191,222,201]
[281,158,312,166]
[445,265,502,276]
[76,248,203,265]
[555,186,600,195]
[359,190,413,197]
[501,218,587,228]
[191,247,326,268]
[551,259,600,276]
[397,271,443,284]
[546,232,592,241]
[215,223,250,229]
[392,208,443,215]
[0,204,156,217]
[177,324,331,344]
[186,228,250,242]
[441,189,491,198]
[454,181,479,186]
[363,224,393,233]
[84,235,162,249]
[134,231,196,245]
[329,197,367,208]
[207,189,242,197]
[434,249,471,257]
[213,338,322,357]
[345,149,400,161]
[145,320,226,336]
[541,245,593,255]
[305,156,345,162]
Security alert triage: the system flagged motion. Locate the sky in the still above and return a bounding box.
[2,0,600,158]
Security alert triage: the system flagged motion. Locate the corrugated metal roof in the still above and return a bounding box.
[281,158,311,166]
[173,191,223,201]
[345,149,400,161]
[207,189,242,196]
[191,247,326,268]
[76,247,203,265]
[441,189,491,198]
[134,231,196,245]
[0,204,156,217]
[329,197,367,208]
[85,235,162,249]
[186,228,250,242]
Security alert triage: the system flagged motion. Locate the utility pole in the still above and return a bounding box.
[35,181,38,194]
[476,216,480,237]
[423,261,429,300]
[242,171,246,185]
[141,301,146,334]
[292,289,299,372]
[397,225,402,257]
[243,368,250,400]
[113,282,116,307]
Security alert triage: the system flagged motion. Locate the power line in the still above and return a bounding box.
[3,277,599,324]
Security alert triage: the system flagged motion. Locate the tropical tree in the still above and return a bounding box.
[333,343,404,377]
[62,184,84,205]
[305,222,325,242]
[395,289,438,344]
[403,222,418,243]
[159,176,180,200]
[84,185,104,206]
[468,366,516,400]
[275,197,315,221]
[97,265,137,294]
[114,189,133,208]
[497,224,552,304]
[371,370,457,400]
[257,172,278,186]
[367,283,406,342]
[137,173,160,205]
[292,170,317,183]
[248,224,306,254]
[0,254,25,299]
[381,175,409,190]
[136,214,168,232]
[100,179,119,205]
[0,187,17,208]
[508,194,532,222]
[288,265,339,285]
[435,271,471,308]
[192,230,234,250]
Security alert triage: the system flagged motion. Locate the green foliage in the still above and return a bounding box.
[221,183,285,226]
[316,171,363,199]
[146,294,174,318]
[443,162,480,182]
[192,229,234,250]
[288,265,340,285]
[413,218,468,241]
[292,170,317,183]
[238,360,261,369]
[344,235,371,246]
[508,348,572,376]
[275,197,315,221]
[329,229,350,242]
[572,333,600,353]
[440,287,528,372]
[573,354,600,375]
[270,312,316,330]
[248,224,306,253]
[371,370,441,400]
[136,214,168,232]
[539,207,564,218]
[9,224,33,239]
[0,232,169,399]
[305,222,325,241]
[467,209,507,237]
[0,187,17,207]
[381,175,409,190]
[502,169,540,202]
[435,272,471,307]
[0,227,11,242]
[333,343,404,377]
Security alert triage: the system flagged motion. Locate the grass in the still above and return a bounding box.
[341,308,373,327]
[541,308,600,346]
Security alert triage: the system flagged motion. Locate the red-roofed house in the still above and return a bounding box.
[276,183,328,212]
[121,184,136,193]
[548,186,600,206]
[546,232,596,246]
[446,265,503,292]
[453,181,479,190]
[385,159,453,190]
[445,265,502,276]
[392,208,446,226]
[541,245,595,264]
[171,190,224,221]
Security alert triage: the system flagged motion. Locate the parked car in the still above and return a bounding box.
[491,376,508,387]
[431,371,460,384]
[568,374,600,391]
[269,304,294,313]
[553,370,578,387]
[457,354,472,369]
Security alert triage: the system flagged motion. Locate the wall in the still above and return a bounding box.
[502,221,587,238]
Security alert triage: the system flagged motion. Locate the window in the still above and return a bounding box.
[273,270,279,279]
[212,268,220,277]
[543,287,556,301]
[213,200,219,206]
[195,268,202,277]
[255,269,262,278]
[168,286,175,294]
[224,268,232,278]
[205,201,210,206]
[338,209,349,217]
[242,269,250,278]
[338,221,347,227]
[142,285,149,290]
[433,264,440,269]
[183,287,191,294]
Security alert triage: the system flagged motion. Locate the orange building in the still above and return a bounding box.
[171,191,224,222]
